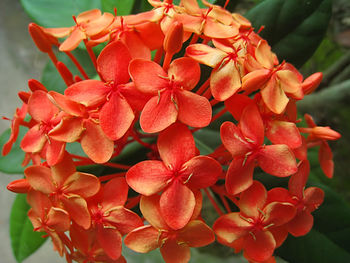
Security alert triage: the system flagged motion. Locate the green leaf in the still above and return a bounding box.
[193,128,221,155]
[245,0,332,68]
[101,0,135,15]
[0,127,27,174]
[10,194,47,263]
[41,48,97,93]
[20,0,102,27]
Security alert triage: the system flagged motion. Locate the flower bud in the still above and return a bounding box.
[163,22,184,55]
[7,179,31,193]
[302,72,323,95]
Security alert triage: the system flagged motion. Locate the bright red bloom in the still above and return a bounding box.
[126,123,221,229]
[213,181,296,262]
[125,194,214,263]
[129,57,212,133]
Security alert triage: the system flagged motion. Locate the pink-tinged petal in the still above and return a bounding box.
[158,122,196,171]
[266,120,302,149]
[168,57,200,90]
[244,230,276,262]
[242,69,271,94]
[178,220,215,247]
[213,213,252,243]
[46,207,71,232]
[107,207,143,235]
[119,82,153,112]
[160,239,190,263]
[124,225,160,253]
[160,181,195,230]
[102,177,129,208]
[225,158,255,195]
[276,70,303,99]
[304,187,325,212]
[239,181,267,219]
[24,165,55,194]
[20,124,46,153]
[100,92,135,140]
[64,172,100,198]
[183,156,221,189]
[129,59,168,94]
[186,43,226,67]
[76,9,101,24]
[224,94,254,121]
[319,142,334,178]
[81,120,114,164]
[210,59,241,101]
[65,79,109,107]
[46,139,66,166]
[140,91,178,133]
[119,31,151,60]
[220,121,251,157]
[126,160,172,196]
[288,160,310,199]
[59,27,86,51]
[97,226,122,260]
[240,104,264,147]
[49,117,84,142]
[51,153,76,186]
[140,195,169,230]
[255,40,274,69]
[61,194,91,229]
[261,77,289,114]
[263,202,296,226]
[287,210,313,237]
[258,145,297,177]
[176,90,212,128]
[28,90,58,122]
[97,41,131,84]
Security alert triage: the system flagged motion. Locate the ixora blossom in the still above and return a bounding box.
[2,0,341,263]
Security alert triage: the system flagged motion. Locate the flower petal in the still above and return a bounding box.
[178,220,215,247]
[102,177,129,208]
[168,57,200,90]
[244,230,276,262]
[220,121,251,157]
[261,77,289,114]
[240,104,264,147]
[266,120,302,149]
[25,165,55,194]
[160,239,190,263]
[64,172,100,198]
[124,225,159,253]
[140,195,169,230]
[107,207,143,235]
[61,194,91,229]
[97,226,122,260]
[28,90,59,122]
[239,181,267,219]
[186,43,226,67]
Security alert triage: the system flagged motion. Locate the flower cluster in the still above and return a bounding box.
[4,0,341,263]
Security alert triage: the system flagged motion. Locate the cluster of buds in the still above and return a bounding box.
[3,0,341,262]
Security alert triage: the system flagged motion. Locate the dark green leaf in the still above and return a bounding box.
[10,194,47,263]
[193,128,221,155]
[0,127,27,174]
[20,0,102,27]
[101,0,135,15]
[245,0,332,67]
[41,48,97,93]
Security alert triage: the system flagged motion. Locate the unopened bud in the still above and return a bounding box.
[57,62,74,86]
[302,72,323,95]
[163,22,183,55]
[312,127,341,141]
[28,79,48,92]
[7,179,31,193]
[28,23,53,53]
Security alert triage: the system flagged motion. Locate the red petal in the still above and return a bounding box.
[160,239,190,263]
[186,43,226,68]
[124,225,159,253]
[244,230,276,262]
[59,27,86,51]
[183,156,221,189]
[304,187,325,212]
[242,69,270,94]
[319,142,334,178]
[51,153,76,186]
[178,220,215,247]
[210,59,241,101]
[220,121,251,157]
[84,12,114,36]
[97,41,131,83]
[126,160,172,196]
[119,82,153,112]
[266,120,302,149]
[64,172,100,198]
[102,177,129,208]
[25,165,55,194]
[287,210,313,237]
[157,122,196,171]
[49,117,84,143]
[28,90,58,122]
[160,181,195,230]
[258,145,297,177]
[129,59,168,94]
[140,91,178,133]
[107,207,143,235]
[46,207,71,232]
[261,77,289,114]
[76,9,101,24]
[288,160,310,199]
[65,79,109,107]
[240,104,264,147]
[263,202,296,226]
[100,92,135,140]
[119,31,151,60]
[168,57,200,90]
[224,94,254,121]
[225,158,255,195]
[20,124,46,153]
[61,195,91,229]
[81,120,114,163]
[213,212,251,244]
[176,90,212,128]
[97,226,122,260]
[48,91,84,117]
[239,181,267,218]
[140,195,169,230]
[45,139,66,166]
